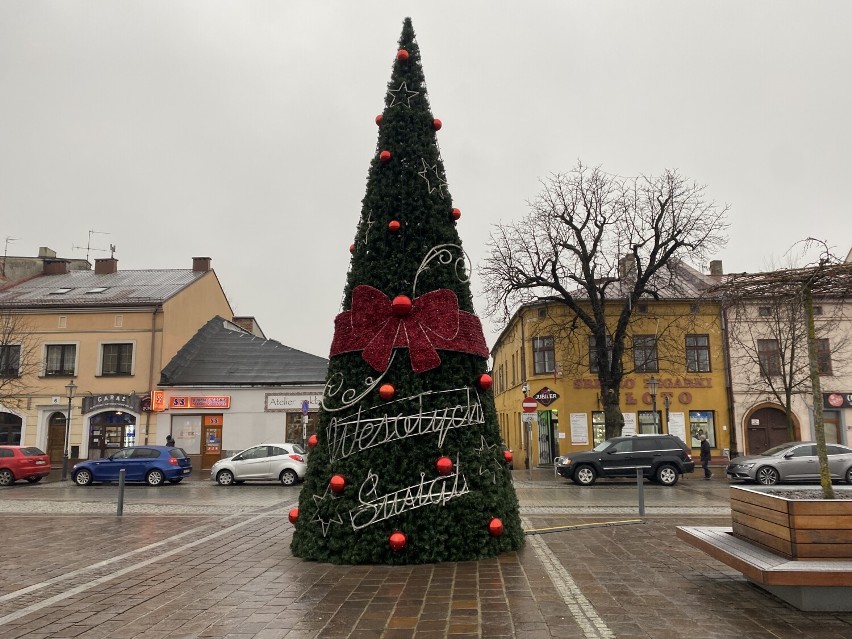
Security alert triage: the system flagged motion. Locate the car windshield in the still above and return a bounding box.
[760,443,800,456]
[592,441,613,452]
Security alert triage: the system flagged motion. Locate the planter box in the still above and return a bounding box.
[731,485,852,559]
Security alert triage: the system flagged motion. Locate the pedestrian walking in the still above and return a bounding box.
[166,434,175,447]
[700,434,712,479]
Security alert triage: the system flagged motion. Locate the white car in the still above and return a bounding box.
[211,443,307,486]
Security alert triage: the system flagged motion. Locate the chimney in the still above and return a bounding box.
[618,255,636,278]
[95,257,118,275]
[38,247,57,258]
[192,256,211,272]
[709,260,723,276]
[43,259,70,275]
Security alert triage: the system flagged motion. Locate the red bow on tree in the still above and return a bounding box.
[330,285,489,373]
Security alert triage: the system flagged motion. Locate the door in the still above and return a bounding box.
[47,412,66,466]
[231,445,272,479]
[201,421,222,470]
[537,411,553,466]
[747,407,790,454]
[599,439,636,477]
[779,444,817,481]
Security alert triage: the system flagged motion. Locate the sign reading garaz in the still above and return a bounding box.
[534,387,559,406]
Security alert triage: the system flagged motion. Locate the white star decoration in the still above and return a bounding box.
[388,82,419,108]
[311,486,345,537]
[418,158,449,197]
[475,436,502,484]
[362,210,375,246]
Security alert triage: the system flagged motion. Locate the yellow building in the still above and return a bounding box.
[0,256,233,469]
[492,263,732,468]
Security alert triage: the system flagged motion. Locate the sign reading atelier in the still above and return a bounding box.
[534,387,559,406]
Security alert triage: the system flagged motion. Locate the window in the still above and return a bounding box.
[588,336,612,373]
[813,306,823,316]
[498,364,505,394]
[45,344,76,376]
[817,338,832,375]
[592,411,606,446]
[637,304,648,313]
[758,307,771,317]
[533,336,555,374]
[685,335,711,373]
[0,345,21,377]
[689,411,715,447]
[101,343,133,376]
[757,339,781,376]
[637,410,661,434]
[633,335,658,373]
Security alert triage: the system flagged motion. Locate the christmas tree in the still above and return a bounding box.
[290,17,524,565]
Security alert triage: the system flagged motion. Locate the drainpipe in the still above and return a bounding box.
[720,304,739,458]
[144,306,160,444]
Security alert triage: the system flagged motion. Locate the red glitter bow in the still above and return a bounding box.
[330,285,489,373]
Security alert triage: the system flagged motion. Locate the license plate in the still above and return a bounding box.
[35,460,46,465]
[183,469,191,474]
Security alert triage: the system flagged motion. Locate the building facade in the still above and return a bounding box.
[0,255,233,468]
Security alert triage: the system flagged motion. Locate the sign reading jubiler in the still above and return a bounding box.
[169,396,231,410]
[534,387,559,407]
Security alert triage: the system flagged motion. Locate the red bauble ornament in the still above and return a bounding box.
[391,294,412,316]
[477,373,493,391]
[433,118,442,131]
[330,474,346,494]
[288,508,299,524]
[379,383,395,400]
[451,208,461,221]
[379,150,392,163]
[435,456,453,476]
[307,434,318,449]
[388,220,401,232]
[375,114,383,126]
[503,449,513,465]
[396,49,409,62]
[349,243,355,254]
[389,531,407,551]
[488,518,504,537]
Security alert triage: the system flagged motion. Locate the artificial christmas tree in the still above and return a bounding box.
[291,17,523,565]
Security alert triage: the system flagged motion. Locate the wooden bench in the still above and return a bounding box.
[677,526,852,611]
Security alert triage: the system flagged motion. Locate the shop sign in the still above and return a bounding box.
[534,387,559,406]
[825,392,852,409]
[82,393,142,414]
[151,390,166,412]
[265,392,322,412]
[170,396,231,409]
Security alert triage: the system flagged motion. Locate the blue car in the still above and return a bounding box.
[72,446,192,486]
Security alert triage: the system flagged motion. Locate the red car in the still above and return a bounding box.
[0,446,52,486]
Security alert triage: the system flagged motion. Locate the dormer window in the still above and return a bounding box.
[85,287,108,294]
[49,288,72,295]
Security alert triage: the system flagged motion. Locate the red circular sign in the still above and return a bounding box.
[522,397,537,413]
[827,393,844,407]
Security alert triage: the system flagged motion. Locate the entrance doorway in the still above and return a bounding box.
[201,415,223,470]
[88,411,137,459]
[746,406,791,454]
[823,410,842,444]
[537,410,559,466]
[47,412,66,466]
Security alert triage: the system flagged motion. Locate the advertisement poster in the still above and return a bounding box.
[622,412,636,436]
[570,413,589,445]
[667,412,687,443]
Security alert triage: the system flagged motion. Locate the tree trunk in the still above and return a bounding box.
[602,386,624,439]
[805,285,833,499]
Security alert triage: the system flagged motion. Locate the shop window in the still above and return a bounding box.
[689,410,715,448]
[588,335,612,373]
[637,410,662,434]
[533,336,555,374]
[45,343,76,376]
[100,343,134,376]
[0,344,21,377]
[633,335,658,373]
[817,338,833,375]
[757,339,781,377]
[0,411,23,445]
[592,411,606,446]
[685,334,710,372]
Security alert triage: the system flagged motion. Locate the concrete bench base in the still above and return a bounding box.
[677,526,852,611]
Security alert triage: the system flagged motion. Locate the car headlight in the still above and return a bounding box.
[561,458,571,465]
[742,463,755,469]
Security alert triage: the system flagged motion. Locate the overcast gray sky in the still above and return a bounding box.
[2,2,850,358]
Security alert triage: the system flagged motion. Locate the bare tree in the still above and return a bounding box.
[481,162,728,437]
[0,305,40,411]
[710,241,852,499]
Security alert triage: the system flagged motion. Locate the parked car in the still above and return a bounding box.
[0,446,52,486]
[211,443,307,486]
[726,441,852,485]
[72,446,191,486]
[556,434,695,486]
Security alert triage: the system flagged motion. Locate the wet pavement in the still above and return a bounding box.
[1,468,851,638]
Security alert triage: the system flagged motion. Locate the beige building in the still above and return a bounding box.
[0,255,233,469]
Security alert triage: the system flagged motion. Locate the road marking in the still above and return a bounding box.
[522,516,614,639]
[0,503,296,627]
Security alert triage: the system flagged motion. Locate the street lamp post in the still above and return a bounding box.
[61,379,77,481]
[648,376,659,434]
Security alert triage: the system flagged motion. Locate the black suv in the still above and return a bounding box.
[556,434,695,486]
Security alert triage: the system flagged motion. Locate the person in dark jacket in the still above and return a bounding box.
[699,434,712,479]
[166,434,175,447]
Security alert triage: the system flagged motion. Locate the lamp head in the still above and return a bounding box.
[647,376,658,397]
[65,379,77,398]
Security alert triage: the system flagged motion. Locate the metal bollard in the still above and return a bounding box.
[117,468,125,516]
[636,468,645,517]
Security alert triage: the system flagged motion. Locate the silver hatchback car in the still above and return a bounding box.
[726,441,852,485]
[211,443,307,486]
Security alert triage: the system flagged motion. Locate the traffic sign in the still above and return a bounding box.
[301,400,310,415]
[522,397,537,413]
[521,413,537,423]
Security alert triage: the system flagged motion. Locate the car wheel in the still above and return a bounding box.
[26,476,43,483]
[169,478,183,484]
[656,464,679,486]
[146,470,165,486]
[756,466,780,485]
[73,469,93,486]
[845,467,852,485]
[216,469,235,486]
[280,469,298,486]
[573,464,597,486]
[0,469,14,486]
